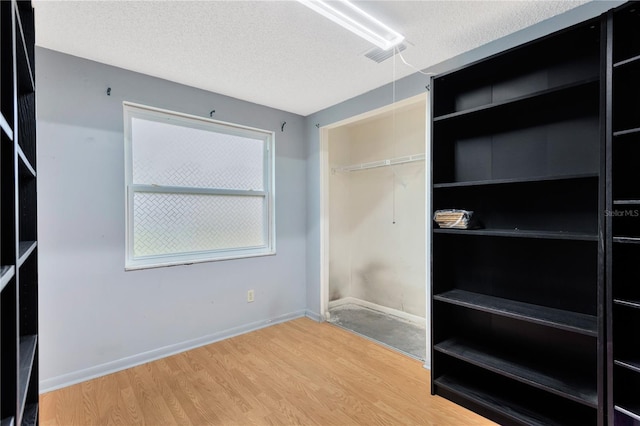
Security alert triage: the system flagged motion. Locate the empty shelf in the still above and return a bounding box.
[18,335,37,417]
[614,53,640,68]
[1,265,15,291]
[613,127,640,137]
[433,228,597,241]
[435,375,565,426]
[14,5,35,94]
[0,417,14,426]
[613,237,640,244]
[615,358,640,374]
[433,173,597,189]
[435,338,597,407]
[433,78,598,122]
[17,241,36,267]
[434,289,597,336]
[614,200,640,205]
[614,299,640,310]
[22,403,38,426]
[17,147,36,178]
[1,112,12,140]
[615,405,640,423]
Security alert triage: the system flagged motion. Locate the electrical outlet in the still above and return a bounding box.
[247,289,255,303]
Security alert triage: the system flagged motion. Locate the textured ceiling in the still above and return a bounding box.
[33,0,590,116]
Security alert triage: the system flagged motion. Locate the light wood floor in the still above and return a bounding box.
[41,317,495,425]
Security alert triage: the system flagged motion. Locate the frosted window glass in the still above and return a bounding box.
[132,118,264,190]
[133,192,265,257]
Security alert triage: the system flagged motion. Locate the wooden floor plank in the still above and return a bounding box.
[40,318,495,425]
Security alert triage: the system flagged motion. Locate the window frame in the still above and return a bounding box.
[123,102,276,270]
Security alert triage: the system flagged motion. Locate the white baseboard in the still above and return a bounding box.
[40,310,307,394]
[328,297,425,326]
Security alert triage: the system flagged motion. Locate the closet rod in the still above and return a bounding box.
[333,153,425,173]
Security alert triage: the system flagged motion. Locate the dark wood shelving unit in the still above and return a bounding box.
[430,8,605,425]
[609,7,640,422]
[1,1,38,425]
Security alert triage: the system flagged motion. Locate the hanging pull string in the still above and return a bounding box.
[389,46,433,225]
[395,46,436,76]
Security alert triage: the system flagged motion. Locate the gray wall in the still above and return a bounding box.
[304,0,624,316]
[36,47,308,391]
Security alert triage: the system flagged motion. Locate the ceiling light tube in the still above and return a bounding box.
[297,0,404,51]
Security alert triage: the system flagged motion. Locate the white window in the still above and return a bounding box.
[123,102,275,270]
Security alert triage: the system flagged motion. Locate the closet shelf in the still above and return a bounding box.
[1,265,15,292]
[433,173,597,189]
[433,228,597,241]
[332,153,425,173]
[434,289,597,336]
[615,359,640,374]
[434,338,597,407]
[614,200,640,205]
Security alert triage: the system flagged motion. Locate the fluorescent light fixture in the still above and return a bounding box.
[298,0,404,51]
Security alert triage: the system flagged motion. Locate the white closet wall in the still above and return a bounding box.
[329,103,426,317]
[328,126,352,301]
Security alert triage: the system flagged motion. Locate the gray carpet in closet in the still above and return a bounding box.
[328,303,426,361]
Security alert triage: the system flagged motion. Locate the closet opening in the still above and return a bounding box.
[320,93,430,363]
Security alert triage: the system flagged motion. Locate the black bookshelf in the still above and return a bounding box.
[0,1,38,425]
[430,11,606,425]
[434,337,597,407]
[608,3,640,426]
[434,372,596,426]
